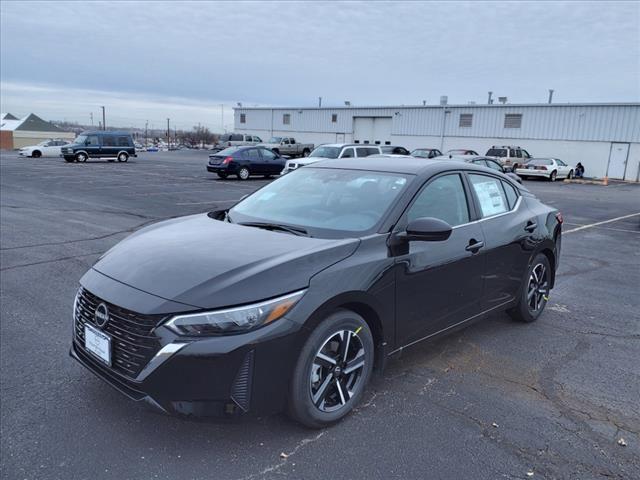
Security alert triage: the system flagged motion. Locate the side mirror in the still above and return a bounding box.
[405,217,452,242]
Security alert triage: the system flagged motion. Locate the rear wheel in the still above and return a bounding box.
[75,152,87,163]
[288,310,374,428]
[117,152,129,162]
[237,167,250,180]
[509,253,551,323]
[549,170,557,182]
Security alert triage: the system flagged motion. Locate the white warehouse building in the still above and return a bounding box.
[234,103,640,181]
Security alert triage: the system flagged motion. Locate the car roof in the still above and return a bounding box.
[412,147,438,150]
[81,130,132,135]
[310,155,479,175]
[316,143,373,148]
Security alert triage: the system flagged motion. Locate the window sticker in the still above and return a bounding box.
[473,180,506,217]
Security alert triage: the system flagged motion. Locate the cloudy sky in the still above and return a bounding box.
[1,1,638,130]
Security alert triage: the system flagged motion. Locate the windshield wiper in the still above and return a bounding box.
[238,221,309,237]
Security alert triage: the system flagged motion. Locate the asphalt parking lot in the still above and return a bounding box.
[1,150,639,480]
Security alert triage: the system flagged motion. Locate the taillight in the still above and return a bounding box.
[538,166,547,170]
[222,156,233,164]
[556,212,564,224]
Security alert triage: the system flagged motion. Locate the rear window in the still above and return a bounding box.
[486,148,507,157]
[528,159,553,166]
[215,147,241,156]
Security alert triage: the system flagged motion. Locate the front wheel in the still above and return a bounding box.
[288,310,374,428]
[75,152,88,163]
[567,170,573,180]
[32,150,42,158]
[508,253,551,323]
[237,167,250,180]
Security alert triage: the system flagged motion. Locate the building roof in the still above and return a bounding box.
[234,102,640,111]
[0,113,65,132]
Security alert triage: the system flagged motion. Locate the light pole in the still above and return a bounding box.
[90,112,93,126]
[166,118,170,147]
[100,106,106,130]
[145,120,148,146]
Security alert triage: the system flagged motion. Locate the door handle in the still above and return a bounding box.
[465,239,484,252]
[525,221,537,232]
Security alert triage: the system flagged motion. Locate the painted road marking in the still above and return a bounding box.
[564,212,640,234]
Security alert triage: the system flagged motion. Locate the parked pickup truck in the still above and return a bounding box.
[259,137,314,158]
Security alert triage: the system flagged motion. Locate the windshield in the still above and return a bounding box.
[411,149,431,158]
[268,137,283,143]
[486,148,507,157]
[309,146,341,158]
[229,167,410,236]
[75,135,87,144]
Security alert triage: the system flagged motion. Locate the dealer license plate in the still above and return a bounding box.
[85,324,111,365]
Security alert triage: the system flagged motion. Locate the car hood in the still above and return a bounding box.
[287,157,326,166]
[90,214,359,309]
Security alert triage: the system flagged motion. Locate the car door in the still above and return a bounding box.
[259,147,284,174]
[555,159,570,177]
[84,135,101,158]
[40,141,56,157]
[101,135,119,158]
[394,172,486,346]
[244,148,264,173]
[466,173,532,310]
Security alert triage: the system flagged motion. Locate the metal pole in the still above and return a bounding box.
[548,89,554,104]
[145,121,148,146]
[90,112,93,126]
[318,97,322,108]
[439,107,447,150]
[167,118,170,147]
[487,91,493,105]
[101,106,106,130]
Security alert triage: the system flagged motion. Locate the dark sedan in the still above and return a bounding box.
[436,154,523,184]
[207,146,285,180]
[70,157,562,428]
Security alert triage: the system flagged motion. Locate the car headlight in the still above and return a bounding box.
[165,290,306,336]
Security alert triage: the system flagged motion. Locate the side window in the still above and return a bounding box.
[341,148,355,158]
[356,147,371,157]
[406,174,470,226]
[231,134,243,141]
[556,159,566,166]
[86,135,100,146]
[502,181,519,210]
[522,150,531,158]
[515,149,522,158]
[469,174,509,218]
[244,149,261,161]
[486,160,503,172]
[365,147,379,156]
[102,136,116,146]
[117,136,130,147]
[260,148,276,160]
[254,137,262,142]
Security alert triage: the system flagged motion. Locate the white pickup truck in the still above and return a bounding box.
[259,137,314,158]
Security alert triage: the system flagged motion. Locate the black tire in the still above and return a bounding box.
[237,167,250,180]
[263,174,272,179]
[302,149,310,157]
[508,253,551,323]
[217,173,227,179]
[117,152,129,162]
[75,152,88,163]
[32,150,42,158]
[549,170,557,182]
[567,170,573,180]
[288,310,374,428]
[64,158,74,163]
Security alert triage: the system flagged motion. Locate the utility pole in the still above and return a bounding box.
[100,106,106,130]
[318,97,322,108]
[548,89,554,104]
[166,118,170,147]
[145,120,148,146]
[90,112,93,126]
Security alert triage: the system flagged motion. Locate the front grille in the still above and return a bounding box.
[74,288,164,379]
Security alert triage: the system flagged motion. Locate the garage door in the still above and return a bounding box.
[353,117,392,145]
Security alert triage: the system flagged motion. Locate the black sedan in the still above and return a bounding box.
[70,157,562,428]
[207,146,285,180]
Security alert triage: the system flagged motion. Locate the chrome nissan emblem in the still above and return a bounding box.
[94,302,110,328]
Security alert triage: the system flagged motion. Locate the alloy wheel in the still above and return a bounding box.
[309,329,366,413]
[527,263,549,313]
[238,168,250,180]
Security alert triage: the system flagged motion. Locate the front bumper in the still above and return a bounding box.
[70,280,306,417]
